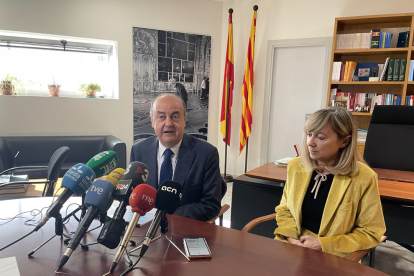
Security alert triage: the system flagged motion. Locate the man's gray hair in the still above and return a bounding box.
[149,93,187,118]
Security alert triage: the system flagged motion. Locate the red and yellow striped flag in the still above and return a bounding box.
[220,10,234,146]
[239,8,257,154]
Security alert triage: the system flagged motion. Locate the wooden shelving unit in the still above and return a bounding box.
[327,13,414,154]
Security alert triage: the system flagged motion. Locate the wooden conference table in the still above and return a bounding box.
[231,163,414,244]
[0,198,387,276]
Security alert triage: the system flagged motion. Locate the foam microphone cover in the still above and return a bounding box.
[85,179,116,212]
[61,163,96,196]
[129,184,157,215]
[124,161,149,184]
[106,168,126,185]
[86,151,119,178]
[156,180,182,214]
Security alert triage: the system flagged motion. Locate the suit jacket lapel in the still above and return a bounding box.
[292,169,312,231]
[319,174,351,235]
[174,134,195,187]
[142,138,159,188]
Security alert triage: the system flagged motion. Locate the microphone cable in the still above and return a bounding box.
[0,187,79,252]
[119,256,142,276]
[0,187,63,227]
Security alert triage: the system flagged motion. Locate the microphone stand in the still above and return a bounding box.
[160,217,189,261]
[128,216,189,261]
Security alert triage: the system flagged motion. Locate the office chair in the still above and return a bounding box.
[242,213,386,267]
[0,146,70,197]
[364,105,414,171]
[206,177,229,226]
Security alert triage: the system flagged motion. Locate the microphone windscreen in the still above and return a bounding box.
[86,151,119,178]
[124,162,149,184]
[156,180,182,214]
[61,163,96,196]
[85,179,116,212]
[129,184,157,215]
[106,168,125,185]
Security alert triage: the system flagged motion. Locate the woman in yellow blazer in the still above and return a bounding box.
[274,107,386,258]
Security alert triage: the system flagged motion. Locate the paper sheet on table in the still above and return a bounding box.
[0,257,20,276]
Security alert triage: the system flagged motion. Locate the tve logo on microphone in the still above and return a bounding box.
[90,185,104,195]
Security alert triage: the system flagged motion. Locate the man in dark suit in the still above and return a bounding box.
[130,94,225,221]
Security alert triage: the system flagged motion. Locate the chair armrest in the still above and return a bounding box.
[103,136,126,169]
[0,166,48,176]
[242,213,277,233]
[347,235,387,262]
[206,204,230,224]
[0,180,51,188]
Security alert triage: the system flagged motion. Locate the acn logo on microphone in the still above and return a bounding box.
[161,186,182,200]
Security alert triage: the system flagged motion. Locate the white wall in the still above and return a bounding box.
[219,0,414,176]
[0,0,223,160]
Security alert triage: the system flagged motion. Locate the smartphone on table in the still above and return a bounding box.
[183,237,212,259]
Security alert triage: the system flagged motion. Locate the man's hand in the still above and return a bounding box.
[299,235,322,251]
[287,237,306,247]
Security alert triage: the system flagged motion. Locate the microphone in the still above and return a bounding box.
[105,168,126,186]
[86,150,119,178]
[139,180,182,258]
[97,162,149,249]
[34,163,95,232]
[95,168,126,222]
[58,179,116,269]
[109,184,157,273]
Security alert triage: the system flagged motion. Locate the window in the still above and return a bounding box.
[0,30,119,99]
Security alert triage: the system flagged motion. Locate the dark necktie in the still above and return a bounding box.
[159,148,173,188]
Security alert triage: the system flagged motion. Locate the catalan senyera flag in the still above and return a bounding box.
[239,8,257,154]
[220,11,234,146]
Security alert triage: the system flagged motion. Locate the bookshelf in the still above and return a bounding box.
[327,13,414,154]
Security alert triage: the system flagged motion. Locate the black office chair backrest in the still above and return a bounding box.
[364,105,414,171]
[47,146,70,181]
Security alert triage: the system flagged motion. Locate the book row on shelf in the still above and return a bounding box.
[330,89,414,113]
[335,28,410,50]
[331,58,413,82]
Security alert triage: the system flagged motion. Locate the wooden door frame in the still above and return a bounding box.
[260,37,333,165]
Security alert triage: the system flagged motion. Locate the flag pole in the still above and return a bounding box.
[244,137,249,173]
[224,8,234,183]
[243,5,258,173]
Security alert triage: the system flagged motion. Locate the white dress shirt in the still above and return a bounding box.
[157,140,182,184]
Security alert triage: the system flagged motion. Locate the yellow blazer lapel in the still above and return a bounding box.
[319,174,351,235]
[291,169,312,231]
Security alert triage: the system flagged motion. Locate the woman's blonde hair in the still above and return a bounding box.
[300,107,365,176]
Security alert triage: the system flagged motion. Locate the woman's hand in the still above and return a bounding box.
[287,237,306,247]
[299,235,322,251]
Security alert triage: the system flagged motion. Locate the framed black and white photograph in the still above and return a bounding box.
[132,27,211,143]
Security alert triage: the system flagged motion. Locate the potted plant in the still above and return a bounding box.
[48,78,61,97]
[80,83,101,98]
[0,75,26,96]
